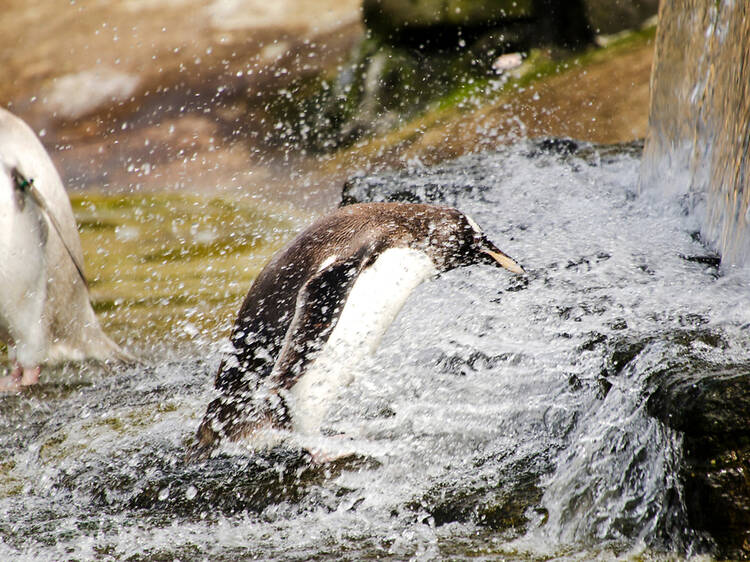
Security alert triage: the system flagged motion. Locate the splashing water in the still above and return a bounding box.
[1,141,747,560]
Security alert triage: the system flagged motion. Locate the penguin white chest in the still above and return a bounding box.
[288,246,437,434]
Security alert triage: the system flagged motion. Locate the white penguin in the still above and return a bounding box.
[0,108,128,391]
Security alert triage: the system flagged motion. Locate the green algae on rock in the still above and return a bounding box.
[71,193,302,352]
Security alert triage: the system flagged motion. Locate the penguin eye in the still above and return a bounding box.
[11,168,33,191]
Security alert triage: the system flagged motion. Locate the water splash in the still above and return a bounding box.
[1,142,748,559]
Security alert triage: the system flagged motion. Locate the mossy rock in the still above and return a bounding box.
[583,0,658,35]
[571,326,749,558]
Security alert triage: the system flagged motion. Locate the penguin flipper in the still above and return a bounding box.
[271,245,374,390]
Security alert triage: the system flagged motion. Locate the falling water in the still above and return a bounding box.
[640,0,750,265]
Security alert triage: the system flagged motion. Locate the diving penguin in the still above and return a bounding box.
[191,202,524,459]
[0,107,130,391]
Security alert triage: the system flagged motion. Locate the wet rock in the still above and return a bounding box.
[647,366,750,561]
[280,36,439,152]
[598,331,749,559]
[289,1,598,152]
[583,0,658,35]
[341,139,643,206]
[341,153,493,206]
[363,0,533,49]
[528,137,580,156]
[364,0,534,30]
[286,0,657,153]
[54,445,379,520]
[679,252,721,269]
[599,336,649,376]
[408,451,550,532]
[594,324,724,378]
[363,0,591,50]
[128,448,315,516]
[134,450,379,518]
[435,349,514,376]
[525,138,644,167]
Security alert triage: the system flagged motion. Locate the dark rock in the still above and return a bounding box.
[601,336,649,377]
[531,0,594,50]
[530,137,580,156]
[341,172,487,207]
[283,1,599,152]
[53,445,379,520]
[599,331,750,560]
[583,0,658,35]
[679,253,721,269]
[647,366,750,560]
[364,0,534,31]
[363,0,592,51]
[647,368,750,455]
[341,153,494,207]
[131,449,379,518]
[408,451,550,532]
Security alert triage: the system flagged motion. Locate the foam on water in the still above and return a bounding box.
[1,142,748,560]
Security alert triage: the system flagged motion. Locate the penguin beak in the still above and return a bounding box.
[480,240,525,274]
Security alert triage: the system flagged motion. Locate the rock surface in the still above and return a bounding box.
[583,0,659,35]
[363,0,658,48]
[647,364,750,560]
[363,0,534,46]
[363,0,590,49]
[301,0,659,153]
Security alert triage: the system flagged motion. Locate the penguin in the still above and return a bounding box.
[190,202,524,460]
[0,108,129,391]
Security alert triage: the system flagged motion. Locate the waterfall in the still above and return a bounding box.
[640,0,750,265]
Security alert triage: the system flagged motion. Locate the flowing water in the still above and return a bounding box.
[640,0,750,266]
[1,141,748,560]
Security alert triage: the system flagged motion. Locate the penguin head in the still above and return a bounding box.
[428,209,525,274]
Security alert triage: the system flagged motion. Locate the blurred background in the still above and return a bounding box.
[2,0,657,202]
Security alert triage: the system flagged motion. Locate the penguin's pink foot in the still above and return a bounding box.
[20,366,40,386]
[0,364,40,392]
